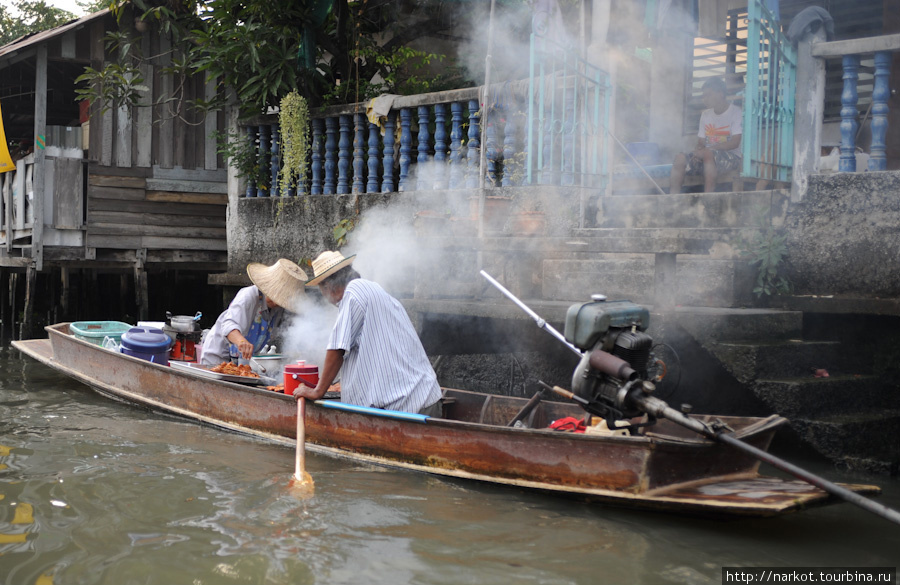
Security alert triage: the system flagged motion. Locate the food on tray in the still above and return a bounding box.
[210,362,260,378]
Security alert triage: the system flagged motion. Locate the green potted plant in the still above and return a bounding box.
[278,90,310,195]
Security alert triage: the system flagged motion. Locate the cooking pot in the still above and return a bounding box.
[250,355,290,377]
[167,311,201,333]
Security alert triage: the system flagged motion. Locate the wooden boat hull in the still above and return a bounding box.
[12,323,880,518]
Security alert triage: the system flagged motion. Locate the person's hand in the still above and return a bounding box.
[237,338,254,359]
[293,383,318,401]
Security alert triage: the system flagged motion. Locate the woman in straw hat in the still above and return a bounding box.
[293,251,442,417]
[199,259,307,366]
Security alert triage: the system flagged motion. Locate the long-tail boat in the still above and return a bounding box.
[13,323,880,518]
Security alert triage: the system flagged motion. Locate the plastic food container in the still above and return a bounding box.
[70,321,133,346]
[120,327,172,366]
[284,364,319,396]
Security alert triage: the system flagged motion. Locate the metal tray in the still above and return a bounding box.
[170,361,276,386]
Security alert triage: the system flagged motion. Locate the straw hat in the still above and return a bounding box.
[246,259,308,312]
[305,251,356,286]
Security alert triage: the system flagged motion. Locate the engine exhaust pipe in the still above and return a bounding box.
[588,349,638,381]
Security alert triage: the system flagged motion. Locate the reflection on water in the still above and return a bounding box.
[1,350,898,585]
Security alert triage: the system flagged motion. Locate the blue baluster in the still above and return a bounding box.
[338,114,351,194]
[382,111,396,193]
[311,118,324,195]
[433,103,447,189]
[417,105,431,190]
[868,51,890,171]
[399,108,412,191]
[367,120,380,193]
[245,126,258,197]
[485,118,498,187]
[324,116,337,194]
[466,99,480,188]
[353,113,365,194]
[839,55,860,172]
[258,124,270,196]
[502,105,519,187]
[449,102,463,189]
[270,124,281,196]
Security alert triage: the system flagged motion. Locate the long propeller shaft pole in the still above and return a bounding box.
[480,271,581,357]
[637,392,900,526]
[544,383,900,526]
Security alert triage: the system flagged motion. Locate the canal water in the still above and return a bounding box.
[1,350,898,585]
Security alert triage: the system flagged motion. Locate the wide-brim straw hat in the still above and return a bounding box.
[305,251,356,287]
[246,259,308,312]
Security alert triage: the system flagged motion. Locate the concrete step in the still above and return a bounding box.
[573,227,748,254]
[709,340,875,384]
[593,190,789,230]
[671,307,804,343]
[753,375,895,419]
[542,255,747,308]
[788,409,900,468]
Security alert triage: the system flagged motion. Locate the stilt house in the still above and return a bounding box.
[0,9,227,338]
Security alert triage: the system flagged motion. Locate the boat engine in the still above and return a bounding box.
[564,295,657,426]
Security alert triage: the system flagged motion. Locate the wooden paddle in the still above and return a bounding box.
[290,397,314,494]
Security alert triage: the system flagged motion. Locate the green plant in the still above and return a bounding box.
[333,218,357,248]
[736,206,793,298]
[278,91,310,195]
[215,129,267,189]
[501,150,527,186]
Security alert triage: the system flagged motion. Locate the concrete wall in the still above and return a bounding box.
[785,171,900,297]
[226,186,586,285]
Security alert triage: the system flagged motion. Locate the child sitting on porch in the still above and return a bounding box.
[669,77,742,193]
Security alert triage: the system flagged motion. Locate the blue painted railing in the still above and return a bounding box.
[743,0,796,185]
[239,55,612,198]
[526,34,612,188]
[241,88,510,197]
[835,48,895,172]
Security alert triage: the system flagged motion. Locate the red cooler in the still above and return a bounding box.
[284,363,319,396]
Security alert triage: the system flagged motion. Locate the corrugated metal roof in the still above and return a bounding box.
[0,8,111,61]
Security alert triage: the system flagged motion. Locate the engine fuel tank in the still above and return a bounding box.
[564,299,650,351]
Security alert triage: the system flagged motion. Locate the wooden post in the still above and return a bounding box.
[0,268,7,346]
[60,266,70,319]
[134,250,149,322]
[49,268,58,324]
[10,272,19,341]
[21,265,36,340]
[33,45,47,271]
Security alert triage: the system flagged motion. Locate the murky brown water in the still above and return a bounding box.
[1,350,898,585]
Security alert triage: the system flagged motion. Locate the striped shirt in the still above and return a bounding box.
[328,279,441,413]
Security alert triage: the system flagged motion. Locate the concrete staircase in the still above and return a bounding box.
[539,189,793,308]
[576,190,900,473]
[676,308,900,474]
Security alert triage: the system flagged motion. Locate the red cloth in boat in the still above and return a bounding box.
[548,417,586,433]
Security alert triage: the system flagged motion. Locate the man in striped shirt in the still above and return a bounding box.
[294,251,443,417]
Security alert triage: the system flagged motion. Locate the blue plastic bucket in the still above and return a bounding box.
[120,327,171,366]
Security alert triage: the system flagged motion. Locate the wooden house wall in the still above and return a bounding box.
[85,19,227,262]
